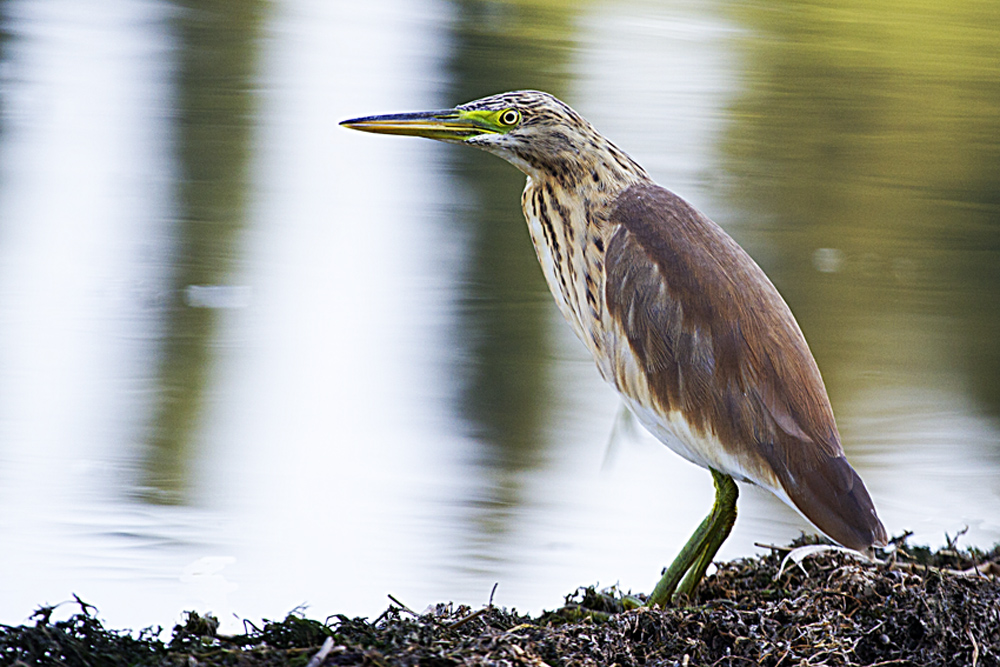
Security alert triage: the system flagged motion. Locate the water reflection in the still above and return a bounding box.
[142,1,265,503]
[0,0,998,636]
[721,0,1000,538]
[0,1,8,141]
[443,0,577,569]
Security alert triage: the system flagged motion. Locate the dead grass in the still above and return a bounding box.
[3,536,998,667]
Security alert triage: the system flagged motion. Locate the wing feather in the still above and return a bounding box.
[604,182,886,550]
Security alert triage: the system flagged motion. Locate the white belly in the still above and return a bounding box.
[622,393,795,510]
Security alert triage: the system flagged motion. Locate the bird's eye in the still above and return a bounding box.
[499,109,521,126]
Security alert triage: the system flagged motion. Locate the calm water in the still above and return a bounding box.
[1,0,999,633]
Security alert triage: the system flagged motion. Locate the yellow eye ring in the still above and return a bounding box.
[499,109,521,126]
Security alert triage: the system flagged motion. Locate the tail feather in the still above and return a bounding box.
[781,453,887,552]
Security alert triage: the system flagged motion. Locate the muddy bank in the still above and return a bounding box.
[3,537,998,666]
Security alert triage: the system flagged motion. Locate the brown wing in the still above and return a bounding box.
[604,182,887,551]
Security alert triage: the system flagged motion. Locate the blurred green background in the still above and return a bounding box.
[0,0,997,633]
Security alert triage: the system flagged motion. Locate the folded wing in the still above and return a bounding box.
[604,182,887,551]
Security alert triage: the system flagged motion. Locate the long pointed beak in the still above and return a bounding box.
[340,109,488,142]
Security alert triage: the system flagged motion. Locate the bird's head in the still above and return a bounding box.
[341,90,646,182]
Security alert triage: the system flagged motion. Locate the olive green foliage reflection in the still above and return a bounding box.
[0,0,9,141]
[447,0,576,462]
[143,1,266,503]
[444,0,577,535]
[722,0,1000,423]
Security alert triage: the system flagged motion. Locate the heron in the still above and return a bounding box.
[340,91,887,606]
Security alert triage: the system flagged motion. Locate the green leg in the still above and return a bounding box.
[675,471,738,598]
[647,469,739,607]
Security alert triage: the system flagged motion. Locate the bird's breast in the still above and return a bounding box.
[520,177,614,364]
